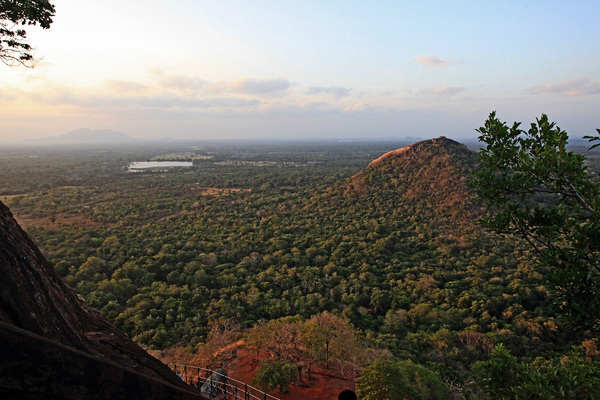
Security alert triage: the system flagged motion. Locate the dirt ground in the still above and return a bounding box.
[223,347,352,400]
[155,344,354,400]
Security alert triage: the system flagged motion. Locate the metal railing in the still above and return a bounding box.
[169,363,281,400]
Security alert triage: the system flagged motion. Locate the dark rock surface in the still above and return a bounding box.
[0,201,204,399]
[0,322,203,400]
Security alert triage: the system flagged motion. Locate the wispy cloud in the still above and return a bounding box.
[529,77,600,96]
[208,78,290,95]
[421,86,465,96]
[157,74,209,92]
[343,102,367,113]
[306,86,351,98]
[151,71,289,96]
[413,54,451,67]
[139,96,262,109]
[26,86,261,109]
[0,87,17,101]
[255,101,331,116]
[105,80,148,94]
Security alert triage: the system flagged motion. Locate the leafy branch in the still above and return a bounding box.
[0,0,55,67]
[472,112,600,331]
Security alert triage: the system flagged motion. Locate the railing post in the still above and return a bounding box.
[166,364,283,400]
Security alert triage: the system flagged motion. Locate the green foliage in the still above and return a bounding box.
[356,358,449,400]
[584,129,600,150]
[472,112,600,330]
[0,140,587,384]
[474,344,600,399]
[251,358,297,394]
[472,344,525,399]
[357,359,410,400]
[0,0,55,67]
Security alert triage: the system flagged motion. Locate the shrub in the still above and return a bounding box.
[251,358,297,394]
[356,358,449,400]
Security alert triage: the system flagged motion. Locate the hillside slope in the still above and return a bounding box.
[340,136,480,231]
[0,139,560,382]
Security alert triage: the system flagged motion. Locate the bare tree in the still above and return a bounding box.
[192,320,241,368]
[244,320,270,366]
[263,317,309,381]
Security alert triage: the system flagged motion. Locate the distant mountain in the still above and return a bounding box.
[38,128,135,144]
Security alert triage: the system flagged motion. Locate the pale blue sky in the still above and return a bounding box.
[1,0,599,142]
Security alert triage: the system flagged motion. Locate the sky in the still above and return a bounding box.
[1,0,599,142]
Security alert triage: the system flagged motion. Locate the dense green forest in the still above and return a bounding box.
[2,138,600,398]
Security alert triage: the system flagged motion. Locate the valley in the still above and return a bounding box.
[1,138,599,398]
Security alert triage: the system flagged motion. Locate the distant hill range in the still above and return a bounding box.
[36,128,136,145]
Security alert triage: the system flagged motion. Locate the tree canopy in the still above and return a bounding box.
[0,0,55,67]
[356,359,449,400]
[4,140,598,396]
[474,344,600,400]
[472,112,600,330]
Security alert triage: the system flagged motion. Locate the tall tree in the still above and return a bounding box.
[1,0,55,67]
[471,112,600,330]
[302,311,357,368]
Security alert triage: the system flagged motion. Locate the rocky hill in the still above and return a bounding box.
[0,201,203,399]
[340,136,480,229]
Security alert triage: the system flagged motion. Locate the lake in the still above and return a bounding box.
[128,161,193,172]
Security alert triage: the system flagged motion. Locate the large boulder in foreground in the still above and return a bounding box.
[0,201,203,399]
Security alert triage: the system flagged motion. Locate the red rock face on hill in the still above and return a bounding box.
[0,201,203,399]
